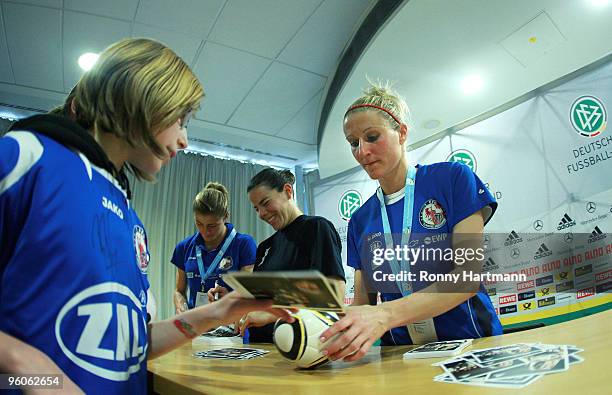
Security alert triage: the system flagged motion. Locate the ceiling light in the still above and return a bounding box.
[461,74,484,95]
[423,119,441,129]
[78,52,99,71]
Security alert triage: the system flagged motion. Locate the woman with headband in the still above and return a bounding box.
[320,82,501,362]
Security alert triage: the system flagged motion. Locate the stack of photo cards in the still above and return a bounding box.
[192,325,242,346]
[432,343,584,389]
[403,339,473,359]
[222,270,344,312]
[193,347,269,360]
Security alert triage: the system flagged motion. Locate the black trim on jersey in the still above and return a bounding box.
[471,294,494,336]
[9,114,132,199]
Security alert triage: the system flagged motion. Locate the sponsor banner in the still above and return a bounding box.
[499,305,517,315]
[538,297,556,308]
[498,294,517,305]
[576,287,595,300]
[518,290,536,301]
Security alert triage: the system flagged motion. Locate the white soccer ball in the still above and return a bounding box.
[273,309,339,369]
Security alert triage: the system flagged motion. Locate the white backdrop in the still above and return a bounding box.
[313,60,611,326]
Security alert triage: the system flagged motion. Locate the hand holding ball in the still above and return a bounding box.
[273,309,339,369]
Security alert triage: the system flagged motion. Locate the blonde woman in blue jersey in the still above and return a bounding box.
[0,38,292,394]
[320,82,501,362]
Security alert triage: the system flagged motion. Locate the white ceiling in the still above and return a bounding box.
[318,0,612,178]
[0,0,374,168]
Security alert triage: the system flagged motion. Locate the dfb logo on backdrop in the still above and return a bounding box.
[338,190,362,221]
[446,149,477,173]
[570,95,607,138]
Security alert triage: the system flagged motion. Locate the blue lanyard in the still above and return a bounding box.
[196,227,237,291]
[376,166,416,296]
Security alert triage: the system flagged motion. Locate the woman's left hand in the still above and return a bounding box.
[320,305,390,362]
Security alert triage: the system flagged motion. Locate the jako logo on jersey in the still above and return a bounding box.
[133,226,149,274]
[102,196,124,219]
[55,282,148,381]
[570,95,607,138]
[419,199,446,229]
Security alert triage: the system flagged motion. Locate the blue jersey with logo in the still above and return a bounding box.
[0,131,150,394]
[347,162,502,345]
[171,225,256,308]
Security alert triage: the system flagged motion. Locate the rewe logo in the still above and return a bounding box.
[504,230,523,247]
[534,243,552,260]
[570,95,607,138]
[557,214,576,230]
[338,190,362,221]
[588,226,606,244]
[55,282,148,381]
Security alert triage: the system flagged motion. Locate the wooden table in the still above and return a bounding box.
[148,309,611,394]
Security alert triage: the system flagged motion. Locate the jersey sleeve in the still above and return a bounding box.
[309,218,345,281]
[238,235,257,267]
[346,218,362,270]
[170,241,186,271]
[449,162,497,229]
[0,133,42,272]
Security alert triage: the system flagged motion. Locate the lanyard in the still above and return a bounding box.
[196,227,236,290]
[376,166,416,296]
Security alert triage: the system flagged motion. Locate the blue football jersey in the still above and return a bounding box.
[1,129,150,394]
[171,225,256,308]
[347,162,502,345]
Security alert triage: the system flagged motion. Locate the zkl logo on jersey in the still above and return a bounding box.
[133,225,149,274]
[55,282,148,381]
[570,95,607,138]
[419,199,446,229]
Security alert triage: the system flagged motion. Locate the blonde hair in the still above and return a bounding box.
[193,182,229,219]
[64,38,204,180]
[345,79,410,130]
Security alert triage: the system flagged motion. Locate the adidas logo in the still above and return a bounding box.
[504,230,523,247]
[482,258,499,271]
[588,226,606,243]
[557,213,576,230]
[534,243,553,260]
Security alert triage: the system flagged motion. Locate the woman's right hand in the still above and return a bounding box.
[235,311,279,337]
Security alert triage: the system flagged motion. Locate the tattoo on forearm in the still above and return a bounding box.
[173,319,198,339]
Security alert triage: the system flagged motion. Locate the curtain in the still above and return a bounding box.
[130,151,275,320]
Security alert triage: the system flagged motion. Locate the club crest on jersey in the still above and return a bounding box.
[219,256,233,271]
[133,225,149,274]
[419,199,446,229]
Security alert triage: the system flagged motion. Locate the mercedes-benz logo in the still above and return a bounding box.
[586,202,596,213]
[533,220,543,231]
[511,248,520,259]
[564,233,573,243]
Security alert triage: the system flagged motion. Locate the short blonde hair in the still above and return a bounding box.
[193,182,229,219]
[345,80,410,130]
[66,38,203,180]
